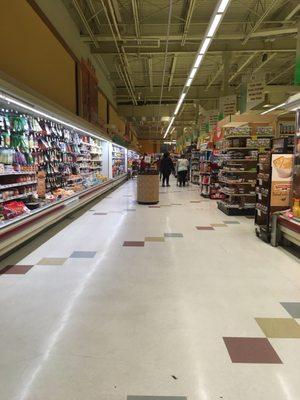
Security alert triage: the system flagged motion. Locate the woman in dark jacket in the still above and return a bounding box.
[160,152,174,187]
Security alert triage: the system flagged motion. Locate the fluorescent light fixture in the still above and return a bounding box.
[194,54,203,69]
[174,103,181,115]
[0,93,109,142]
[179,93,186,104]
[189,68,198,79]
[162,0,231,138]
[199,37,211,55]
[207,13,222,37]
[263,104,273,108]
[260,102,286,115]
[218,0,230,13]
[186,78,193,87]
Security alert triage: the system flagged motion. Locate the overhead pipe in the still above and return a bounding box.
[181,0,196,46]
[72,0,110,77]
[156,0,173,132]
[99,0,137,104]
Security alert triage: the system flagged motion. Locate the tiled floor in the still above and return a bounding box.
[0,178,299,400]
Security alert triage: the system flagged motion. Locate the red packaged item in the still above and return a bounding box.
[2,201,30,220]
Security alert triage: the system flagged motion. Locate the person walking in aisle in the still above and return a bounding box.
[160,152,174,187]
[176,154,189,187]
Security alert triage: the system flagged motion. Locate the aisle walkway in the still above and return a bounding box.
[0,178,300,400]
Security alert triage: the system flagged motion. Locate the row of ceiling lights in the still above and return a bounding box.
[163,0,232,139]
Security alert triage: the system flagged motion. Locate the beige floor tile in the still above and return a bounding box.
[255,318,300,338]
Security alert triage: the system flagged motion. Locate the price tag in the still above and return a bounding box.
[259,179,262,185]
[258,193,262,200]
[258,209,261,216]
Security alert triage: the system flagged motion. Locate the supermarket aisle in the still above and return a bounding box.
[0,178,300,400]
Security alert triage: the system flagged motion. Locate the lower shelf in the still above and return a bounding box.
[0,174,127,258]
[217,201,255,216]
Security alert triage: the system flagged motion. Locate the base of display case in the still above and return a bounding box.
[201,193,210,198]
[275,215,300,249]
[0,174,127,259]
[218,201,255,216]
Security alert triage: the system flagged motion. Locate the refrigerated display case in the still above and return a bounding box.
[0,80,128,257]
[272,94,300,249]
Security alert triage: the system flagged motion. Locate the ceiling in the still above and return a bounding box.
[64,0,300,139]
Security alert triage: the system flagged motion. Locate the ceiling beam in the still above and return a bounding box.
[90,38,296,55]
[82,26,298,43]
[267,63,296,84]
[181,0,196,46]
[242,0,283,45]
[205,66,224,91]
[285,3,300,21]
[251,52,277,75]
[168,55,178,91]
[131,0,141,44]
[148,57,153,91]
[227,53,258,83]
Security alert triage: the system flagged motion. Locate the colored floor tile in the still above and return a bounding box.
[164,233,183,237]
[70,251,97,259]
[171,203,182,205]
[0,265,34,275]
[93,212,107,215]
[37,258,68,265]
[123,241,145,247]
[196,226,215,230]
[223,337,282,364]
[281,302,300,318]
[145,237,165,242]
[190,200,201,203]
[128,397,187,400]
[211,223,228,227]
[255,318,300,338]
[223,220,240,224]
[149,205,160,208]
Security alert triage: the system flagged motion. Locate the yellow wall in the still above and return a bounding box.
[109,105,125,136]
[98,92,107,123]
[0,0,76,113]
[139,140,161,154]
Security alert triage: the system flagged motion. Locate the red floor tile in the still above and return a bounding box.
[0,265,34,275]
[123,241,145,247]
[223,337,282,364]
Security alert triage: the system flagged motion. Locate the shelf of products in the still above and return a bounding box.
[112,144,126,178]
[255,137,295,242]
[199,149,223,199]
[190,150,200,185]
[0,101,110,225]
[217,124,273,215]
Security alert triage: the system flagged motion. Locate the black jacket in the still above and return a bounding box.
[160,156,174,174]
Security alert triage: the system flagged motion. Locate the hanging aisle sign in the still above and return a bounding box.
[219,95,237,116]
[247,74,265,109]
[206,110,219,131]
